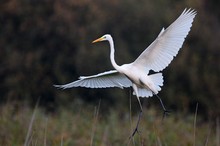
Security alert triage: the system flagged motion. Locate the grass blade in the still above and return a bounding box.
[24,98,40,146]
[90,99,101,146]
[193,102,198,146]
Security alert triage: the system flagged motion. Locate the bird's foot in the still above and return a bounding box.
[129,110,142,139]
[129,126,141,139]
[162,109,171,120]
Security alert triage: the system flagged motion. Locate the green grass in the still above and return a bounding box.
[0,102,219,146]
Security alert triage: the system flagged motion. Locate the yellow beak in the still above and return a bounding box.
[92,37,104,43]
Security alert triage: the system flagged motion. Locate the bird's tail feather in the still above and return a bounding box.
[133,73,163,98]
[149,73,163,91]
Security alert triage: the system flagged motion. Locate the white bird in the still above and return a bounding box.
[55,8,196,112]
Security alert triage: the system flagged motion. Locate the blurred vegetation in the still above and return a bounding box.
[0,0,220,118]
[0,103,218,146]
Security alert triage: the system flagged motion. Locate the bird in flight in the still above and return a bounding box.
[55,8,196,137]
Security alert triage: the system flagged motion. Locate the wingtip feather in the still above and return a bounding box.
[53,84,66,90]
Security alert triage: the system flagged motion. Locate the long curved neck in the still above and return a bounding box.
[108,37,121,71]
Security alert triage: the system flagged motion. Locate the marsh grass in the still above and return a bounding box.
[90,99,101,146]
[0,101,219,146]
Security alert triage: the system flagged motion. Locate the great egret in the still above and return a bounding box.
[55,8,196,136]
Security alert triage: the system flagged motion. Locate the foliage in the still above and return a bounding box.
[0,0,220,117]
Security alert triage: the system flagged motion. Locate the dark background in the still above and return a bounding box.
[0,0,219,118]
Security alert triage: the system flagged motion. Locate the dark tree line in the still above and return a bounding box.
[0,0,219,117]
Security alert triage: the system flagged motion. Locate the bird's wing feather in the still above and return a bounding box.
[54,70,132,89]
[133,8,196,72]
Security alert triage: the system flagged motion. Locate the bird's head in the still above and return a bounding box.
[92,34,112,43]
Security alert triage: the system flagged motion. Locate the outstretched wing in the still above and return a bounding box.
[54,70,132,89]
[133,8,196,72]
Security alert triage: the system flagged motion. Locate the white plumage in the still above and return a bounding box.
[54,8,196,109]
[133,9,196,72]
[54,70,132,89]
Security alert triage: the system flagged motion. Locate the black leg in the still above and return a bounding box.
[132,110,142,137]
[129,110,143,139]
[154,94,171,119]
